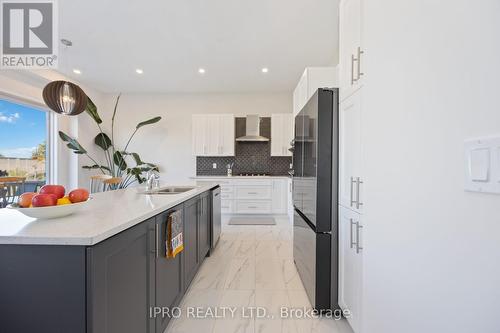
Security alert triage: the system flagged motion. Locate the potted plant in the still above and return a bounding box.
[59,95,161,189]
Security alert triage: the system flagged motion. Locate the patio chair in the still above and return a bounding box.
[0,177,26,208]
[24,180,46,193]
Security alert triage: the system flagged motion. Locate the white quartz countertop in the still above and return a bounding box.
[0,182,219,246]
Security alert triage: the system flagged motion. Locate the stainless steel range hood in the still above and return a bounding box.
[235,114,269,142]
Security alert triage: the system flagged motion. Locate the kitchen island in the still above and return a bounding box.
[0,182,219,333]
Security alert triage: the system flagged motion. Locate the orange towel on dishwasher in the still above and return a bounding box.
[166,210,184,258]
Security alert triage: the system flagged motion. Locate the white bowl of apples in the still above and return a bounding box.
[7,185,91,219]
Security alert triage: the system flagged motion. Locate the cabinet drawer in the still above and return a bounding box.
[235,186,271,200]
[216,179,233,186]
[220,185,234,193]
[234,200,271,214]
[221,200,233,214]
[221,192,233,200]
[233,179,272,186]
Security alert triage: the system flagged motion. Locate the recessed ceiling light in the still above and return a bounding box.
[261,67,269,73]
[135,69,144,74]
[73,69,81,74]
[198,68,206,74]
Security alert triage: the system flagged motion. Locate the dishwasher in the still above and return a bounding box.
[211,186,221,250]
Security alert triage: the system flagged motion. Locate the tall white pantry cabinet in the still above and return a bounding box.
[338,0,365,332]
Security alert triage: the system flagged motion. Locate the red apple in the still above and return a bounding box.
[68,188,89,203]
[19,192,37,208]
[39,185,65,199]
[32,194,57,207]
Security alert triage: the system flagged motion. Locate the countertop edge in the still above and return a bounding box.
[191,176,291,179]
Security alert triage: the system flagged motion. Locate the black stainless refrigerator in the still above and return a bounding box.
[292,88,339,311]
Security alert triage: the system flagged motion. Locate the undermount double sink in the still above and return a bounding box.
[142,186,196,195]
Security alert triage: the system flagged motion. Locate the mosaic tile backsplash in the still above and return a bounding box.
[196,117,292,176]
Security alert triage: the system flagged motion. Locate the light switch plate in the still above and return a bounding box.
[469,148,490,181]
[464,136,500,194]
[496,147,500,183]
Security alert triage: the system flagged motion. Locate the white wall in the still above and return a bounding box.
[101,93,291,184]
[0,70,106,189]
[0,71,291,188]
[362,1,500,332]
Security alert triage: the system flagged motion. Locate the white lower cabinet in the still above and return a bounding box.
[235,186,272,200]
[271,179,287,214]
[221,200,233,214]
[220,185,234,214]
[194,177,290,215]
[339,205,363,332]
[234,200,272,214]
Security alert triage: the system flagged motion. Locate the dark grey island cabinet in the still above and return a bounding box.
[0,189,215,333]
[183,196,200,288]
[198,191,211,260]
[154,206,185,333]
[184,191,212,289]
[87,217,156,333]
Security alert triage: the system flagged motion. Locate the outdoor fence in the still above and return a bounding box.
[0,157,45,180]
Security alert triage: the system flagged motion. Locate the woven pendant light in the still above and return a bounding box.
[42,80,88,116]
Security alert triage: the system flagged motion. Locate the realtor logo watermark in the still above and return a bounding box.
[1,0,58,69]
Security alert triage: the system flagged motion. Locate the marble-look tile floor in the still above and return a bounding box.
[166,216,354,333]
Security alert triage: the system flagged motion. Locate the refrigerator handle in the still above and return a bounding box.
[356,222,363,254]
[350,218,356,249]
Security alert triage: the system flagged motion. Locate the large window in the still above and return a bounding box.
[0,99,48,184]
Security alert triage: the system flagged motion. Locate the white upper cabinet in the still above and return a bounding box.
[293,67,338,117]
[219,114,235,155]
[192,114,235,156]
[339,0,363,101]
[192,115,208,155]
[271,114,293,156]
[207,115,221,155]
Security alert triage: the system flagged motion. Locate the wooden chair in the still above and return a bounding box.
[103,177,122,191]
[89,175,122,193]
[0,177,26,208]
[89,175,112,193]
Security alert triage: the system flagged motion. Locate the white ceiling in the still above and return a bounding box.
[57,0,339,93]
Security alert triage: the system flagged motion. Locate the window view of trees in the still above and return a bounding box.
[0,100,47,182]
